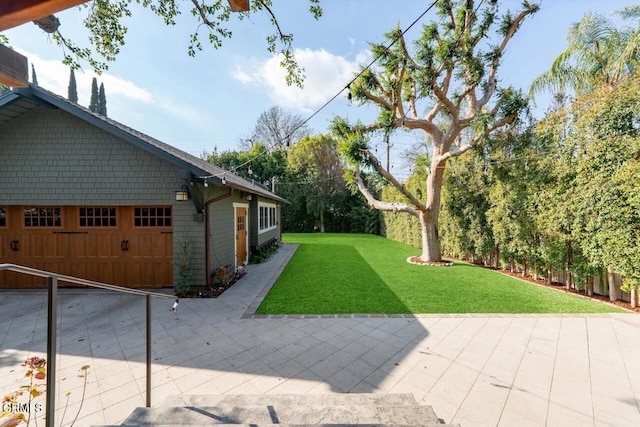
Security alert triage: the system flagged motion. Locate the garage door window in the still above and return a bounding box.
[24,207,62,227]
[0,208,6,227]
[134,207,171,227]
[79,207,117,227]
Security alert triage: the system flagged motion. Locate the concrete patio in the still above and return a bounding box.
[1,243,639,426]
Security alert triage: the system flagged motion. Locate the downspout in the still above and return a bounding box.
[204,188,233,287]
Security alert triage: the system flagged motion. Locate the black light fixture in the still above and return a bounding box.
[175,184,190,201]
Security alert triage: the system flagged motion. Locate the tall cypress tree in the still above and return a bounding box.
[89,77,99,112]
[97,82,107,116]
[68,69,78,103]
[31,64,38,85]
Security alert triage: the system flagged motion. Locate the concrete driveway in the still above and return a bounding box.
[1,244,639,426]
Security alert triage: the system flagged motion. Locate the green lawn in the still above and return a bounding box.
[256,233,625,314]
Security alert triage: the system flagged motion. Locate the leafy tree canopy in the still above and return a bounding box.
[42,0,322,87]
[530,5,640,101]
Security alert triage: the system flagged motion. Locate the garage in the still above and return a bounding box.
[1,85,288,290]
[0,205,173,288]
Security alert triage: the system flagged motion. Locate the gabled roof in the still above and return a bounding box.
[0,85,286,203]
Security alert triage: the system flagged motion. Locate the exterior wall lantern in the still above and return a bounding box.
[175,185,190,201]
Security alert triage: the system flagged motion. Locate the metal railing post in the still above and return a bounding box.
[46,276,58,427]
[0,264,178,420]
[146,294,151,408]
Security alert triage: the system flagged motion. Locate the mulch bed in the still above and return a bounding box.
[407,256,454,267]
[175,268,246,299]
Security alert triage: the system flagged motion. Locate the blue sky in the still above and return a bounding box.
[3,0,635,178]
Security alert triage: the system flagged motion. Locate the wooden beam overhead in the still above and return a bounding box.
[0,0,88,31]
[0,1,249,32]
[0,44,28,87]
[227,0,250,12]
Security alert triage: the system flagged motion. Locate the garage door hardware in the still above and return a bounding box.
[10,240,19,251]
[121,240,130,251]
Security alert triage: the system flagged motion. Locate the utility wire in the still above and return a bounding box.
[208,0,441,178]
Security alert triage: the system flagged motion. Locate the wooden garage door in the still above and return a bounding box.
[0,206,173,289]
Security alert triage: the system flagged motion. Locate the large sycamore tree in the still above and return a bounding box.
[331,0,539,263]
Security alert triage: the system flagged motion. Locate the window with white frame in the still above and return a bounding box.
[258,202,277,232]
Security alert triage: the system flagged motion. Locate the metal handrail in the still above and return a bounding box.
[0,263,179,427]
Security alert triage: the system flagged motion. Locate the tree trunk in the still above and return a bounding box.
[566,241,573,290]
[494,246,500,269]
[631,287,637,308]
[319,210,325,233]
[522,260,527,277]
[587,275,594,296]
[607,268,617,302]
[417,159,446,263]
[418,210,442,262]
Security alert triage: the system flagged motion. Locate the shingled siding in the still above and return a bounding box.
[207,188,241,271]
[0,107,206,287]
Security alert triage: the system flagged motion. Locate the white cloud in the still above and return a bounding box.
[18,49,153,106]
[15,49,220,149]
[232,48,370,112]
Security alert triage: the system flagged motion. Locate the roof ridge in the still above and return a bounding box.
[13,84,286,203]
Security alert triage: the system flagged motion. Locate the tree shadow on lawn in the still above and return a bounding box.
[256,244,414,314]
[0,250,432,424]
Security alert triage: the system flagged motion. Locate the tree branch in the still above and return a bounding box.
[425,101,443,122]
[353,167,420,217]
[402,117,444,141]
[478,6,538,107]
[433,139,477,163]
[359,88,394,111]
[408,76,419,118]
[256,0,289,41]
[365,149,426,209]
[432,80,459,121]
[486,112,517,134]
[393,63,407,119]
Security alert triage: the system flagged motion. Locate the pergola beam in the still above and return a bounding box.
[227,0,250,12]
[0,0,86,31]
[0,0,249,87]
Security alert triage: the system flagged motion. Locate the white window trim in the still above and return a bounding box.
[258,201,277,234]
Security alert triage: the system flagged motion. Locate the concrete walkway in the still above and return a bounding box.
[1,243,639,426]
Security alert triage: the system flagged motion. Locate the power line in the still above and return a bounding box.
[208,0,441,178]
